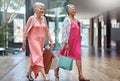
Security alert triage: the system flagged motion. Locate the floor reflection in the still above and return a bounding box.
[0,47,120,81]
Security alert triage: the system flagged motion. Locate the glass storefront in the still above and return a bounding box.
[0,0,4,47]
[79,19,90,47]
[0,0,25,55]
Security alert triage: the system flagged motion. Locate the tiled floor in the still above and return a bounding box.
[0,47,120,81]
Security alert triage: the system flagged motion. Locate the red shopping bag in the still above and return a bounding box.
[43,48,54,74]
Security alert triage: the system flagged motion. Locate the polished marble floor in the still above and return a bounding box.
[0,47,120,81]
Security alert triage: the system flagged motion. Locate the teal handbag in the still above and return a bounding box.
[57,50,73,71]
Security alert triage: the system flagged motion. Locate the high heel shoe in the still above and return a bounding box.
[79,76,90,81]
[26,72,34,81]
[55,74,59,78]
[54,69,59,78]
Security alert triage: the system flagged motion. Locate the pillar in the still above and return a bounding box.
[105,12,111,49]
[25,0,33,56]
[89,18,94,47]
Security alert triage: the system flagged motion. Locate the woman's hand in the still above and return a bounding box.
[50,43,54,49]
[64,43,69,49]
[49,40,54,49]
[22,40,26,51]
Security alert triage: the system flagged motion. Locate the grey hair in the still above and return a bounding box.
[66,4,75,14]
[33,2,45,12]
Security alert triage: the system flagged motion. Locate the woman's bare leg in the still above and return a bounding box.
[76,60,82,76]
[54,67,59,78]
[26,66,34,80]
[39,66,49,80]
[76,60,90,81]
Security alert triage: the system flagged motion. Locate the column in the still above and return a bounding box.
[97,16,102,48]
[25,0,33,56]
[89,18,94,47]
[106,12,111,49]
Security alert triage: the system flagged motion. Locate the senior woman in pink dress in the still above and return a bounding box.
[22,2,53,81]
[54,4,90,81]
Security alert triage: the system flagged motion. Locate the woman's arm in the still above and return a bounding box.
[62,17,71,45]
[23,16,32,41]
[22,16,32,51]
[44,16,54,48]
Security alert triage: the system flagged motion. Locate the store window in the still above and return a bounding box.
[0,0,25,48]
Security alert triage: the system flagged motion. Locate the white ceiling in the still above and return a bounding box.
[71,0,120,19]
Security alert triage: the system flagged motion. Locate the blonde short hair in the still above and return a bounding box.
[33,2,45,12]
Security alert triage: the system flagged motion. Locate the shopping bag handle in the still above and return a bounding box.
[44,44,53,51]
[64,49,69,56]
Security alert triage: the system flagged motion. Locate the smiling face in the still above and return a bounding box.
[66,4,76,16]
[35,6,45,17]
[68,7,76,16]
[33,2,45,17]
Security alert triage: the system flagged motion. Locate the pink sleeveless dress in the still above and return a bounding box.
[28,19,48,78]
[58,21,81,60]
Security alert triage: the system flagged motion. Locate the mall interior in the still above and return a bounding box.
[0,0,120,81]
